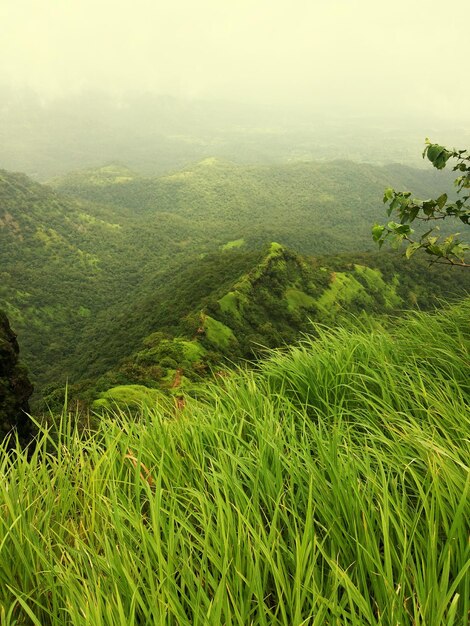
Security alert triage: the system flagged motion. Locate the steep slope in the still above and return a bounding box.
[0,169,146,385]
[69,243,469,410]
[0,311,33,444]
[2,301,469,624]
[65,248,265,385]
[0,169,216,388]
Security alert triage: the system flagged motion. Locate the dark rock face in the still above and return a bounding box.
[0,311,34,445]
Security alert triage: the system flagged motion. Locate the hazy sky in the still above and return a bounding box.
[1,0,468,119]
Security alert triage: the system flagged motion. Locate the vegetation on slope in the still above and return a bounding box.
[63,243,469,411]
[0,169,132,384]
[52,157,456,255]
[0,311,33,445]
[2,162,469,399]
[0,168,218,388]
[1,300,468,625]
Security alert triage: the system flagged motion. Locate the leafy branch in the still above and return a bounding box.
[373,140,470,267]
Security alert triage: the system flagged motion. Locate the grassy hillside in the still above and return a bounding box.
[0,169,130,380]
[1,300,468,625]
[0,168,218,387]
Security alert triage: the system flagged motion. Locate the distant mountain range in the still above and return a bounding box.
[1,90,469,179]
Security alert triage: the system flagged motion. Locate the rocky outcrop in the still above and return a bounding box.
[0,311,34,445]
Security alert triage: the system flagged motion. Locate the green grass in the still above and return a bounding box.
[285,287,317,311]
[353,264,402,308]
[0,300,469,625]
[317,271,374,313]
[218,291,242,317]
[177,339,206,363]
[221,239,245,251]
[92,384,165,410]
[203,315,236,350]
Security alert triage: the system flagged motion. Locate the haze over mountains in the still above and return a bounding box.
[1,88,469,180]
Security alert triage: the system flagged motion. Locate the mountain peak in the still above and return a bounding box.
[49,163,138,189]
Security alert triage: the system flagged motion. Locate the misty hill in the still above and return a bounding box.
[52,157,455,254]
[0,169,126,378]
[2,90,469,180]
[50,163,140,187]
[0,168,211,385]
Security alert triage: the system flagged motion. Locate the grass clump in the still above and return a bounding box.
[0,300,469,625]
[221,238,245,251]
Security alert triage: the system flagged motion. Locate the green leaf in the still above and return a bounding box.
[421,228,435,239]
[372,224,385,242]
[426,144,444,164]
[394,224,412,235]
[408,206,420,222]
[422,200,436,216]
[405,242,421,258]
[390,197,401,211]
[427,244,443,256]
[436,193,447,209]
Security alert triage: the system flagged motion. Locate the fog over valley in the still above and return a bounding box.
[1,0,469,177]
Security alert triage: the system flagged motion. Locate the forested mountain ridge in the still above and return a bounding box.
[51,158,455,254]
[0,169,140,382]
[48,163,141,193]
[0,167,219,387]
[55,243,469,411]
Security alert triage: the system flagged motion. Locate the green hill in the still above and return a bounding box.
[52,158,455,254]
[62,243,468,411]
[1,154,469,624]
[0,169,131,382]
[49,163,140,189]
[0,168,219,388]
